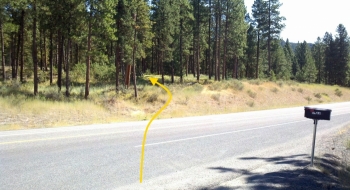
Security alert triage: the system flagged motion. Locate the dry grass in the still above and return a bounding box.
[1,76,350,131]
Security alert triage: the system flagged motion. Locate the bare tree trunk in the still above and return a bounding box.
[85,9,92,99]
[49,30,53,85]
[32,2,38,95]
[0,18,5,81]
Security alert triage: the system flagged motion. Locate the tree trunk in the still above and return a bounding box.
[32,2,38,95]
[57,30,63,91]
[66,33,70,97]
[0,18,5,81]
[132,13,138,98]
[39,29,43,70]
[214,2,219,81]
[10,33,15,79]
[115,42,120,91]
[267,0,271,73]
[196,0,200,82]
[180,18,183,83]
[208,0,211,80]
[85,7,92,99]
[217,2,221,81]
[19,9,25,81]
[256,30,260,79]
[43,29,47,71]
[223,1,228,80]
[49,30,53,85]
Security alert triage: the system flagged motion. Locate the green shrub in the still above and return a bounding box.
[247,90,257,98]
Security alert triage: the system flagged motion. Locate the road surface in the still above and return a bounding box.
[1,102,350,189]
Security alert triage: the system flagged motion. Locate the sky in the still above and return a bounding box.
[244,0,350,43]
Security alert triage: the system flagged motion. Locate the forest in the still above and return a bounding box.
[0,0,349,99]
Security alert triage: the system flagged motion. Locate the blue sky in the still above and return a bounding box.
[244,0,350,43]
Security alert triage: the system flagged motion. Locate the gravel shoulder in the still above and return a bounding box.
[210,123,350,190]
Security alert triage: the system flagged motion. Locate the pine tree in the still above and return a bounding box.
[334,24,349,86]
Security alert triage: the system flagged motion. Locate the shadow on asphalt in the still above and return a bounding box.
[200,154,349,190]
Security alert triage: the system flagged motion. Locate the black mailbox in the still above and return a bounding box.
[304,107,332,120]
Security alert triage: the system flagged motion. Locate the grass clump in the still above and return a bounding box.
[335,88,343,97]
[314,93,322,99]
[271,87,278,93]
[146,93,159,103]
[247,90,257,99]
[305,96,312,104]
[211,93,220,101]
[298,88,304,93]
[246,100,255,107]
[248,80,262,85]
[277,81,284,88]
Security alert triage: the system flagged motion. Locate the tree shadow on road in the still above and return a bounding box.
[201,154,348,190]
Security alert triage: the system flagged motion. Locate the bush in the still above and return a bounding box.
[247,90,257,98]
[92,64,116,82]
[335,88,343,97]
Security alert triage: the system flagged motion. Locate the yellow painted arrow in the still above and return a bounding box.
[140,77,172,183]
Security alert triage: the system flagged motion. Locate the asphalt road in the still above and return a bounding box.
[1,102,350,189]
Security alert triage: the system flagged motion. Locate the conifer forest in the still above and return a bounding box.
[0,0,349,98]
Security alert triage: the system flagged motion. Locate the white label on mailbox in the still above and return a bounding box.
[312,112,321,115]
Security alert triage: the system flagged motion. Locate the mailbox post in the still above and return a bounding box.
[304,107,332,167]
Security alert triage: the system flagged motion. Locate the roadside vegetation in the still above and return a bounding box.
[1,75,350,131]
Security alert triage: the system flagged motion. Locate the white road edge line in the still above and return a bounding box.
[134,120,308,147]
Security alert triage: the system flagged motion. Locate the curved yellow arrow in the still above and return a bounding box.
[140,77,172,183]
